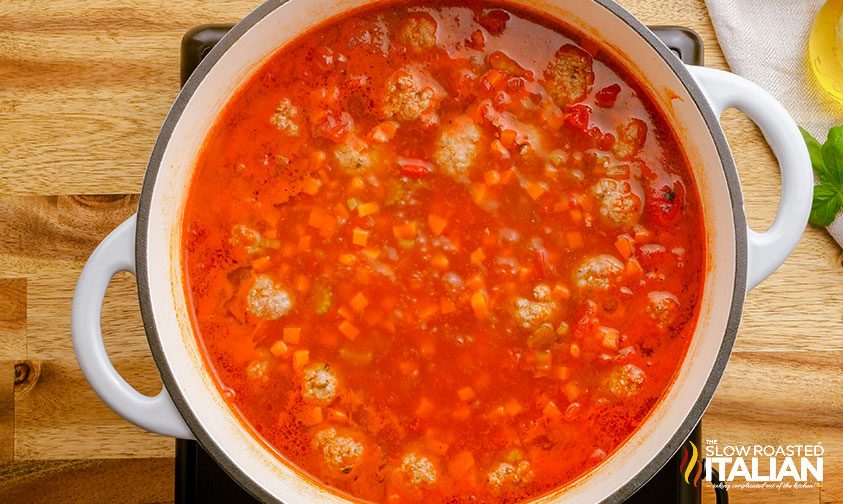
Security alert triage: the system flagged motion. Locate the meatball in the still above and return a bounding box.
[401,453,438,486]
[313,428,364,474]
[573,255,624,292]
[383,66,446,122]
[269,97,300,136]
[334,135,373,173]
[433,115,482,177]
[398,15,437,52]
[646,291,680,329]
[247,274,293,320]
[613,118,647,160]
[592,178,643,227]
[302,362,338,405]
[544,44,595,107]
[486,460,533,490]
[245,360,270,383]
[607,363,646,398]
[514,297,556,330]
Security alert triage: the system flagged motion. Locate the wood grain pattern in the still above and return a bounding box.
[0,0,839,503]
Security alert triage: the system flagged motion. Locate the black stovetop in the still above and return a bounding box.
[174,24,722,504]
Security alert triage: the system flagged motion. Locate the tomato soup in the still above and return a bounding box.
[182,1,705,502]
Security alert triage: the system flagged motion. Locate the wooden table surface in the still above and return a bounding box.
[0,0,840,502]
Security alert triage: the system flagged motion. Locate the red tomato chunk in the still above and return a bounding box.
[182,2,706,503]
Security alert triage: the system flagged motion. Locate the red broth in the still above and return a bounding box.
[182,1,705,502]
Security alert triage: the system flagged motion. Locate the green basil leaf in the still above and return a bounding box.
[800,127,827,179]
[809,183,843,227]
[820,126,843,185]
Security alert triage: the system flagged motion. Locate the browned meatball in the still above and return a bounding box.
[544,44,595,107]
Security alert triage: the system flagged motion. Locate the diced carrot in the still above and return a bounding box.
[484,170,502,185]
[338,320,360,340]
[483,69,507,90]
[418,304,439,321]
[292,350,310,370]
[633,226,651,243]
[327,408,349,424]
[318,215,337,239]
[470,184,487,205]
[470,291,488,319]
[393,222,417,239]
[270,340,288,357]
[466,273,485,291]
[504,398,522,416]
[298,406,323,426]
[457,386,476,402]
[564,382,580,402]
[301,176,321,196]
[367,120,399,143]
[598,326,620,350]
[348,176,365,193]
[615,234,634,260]
[470,247,486,265]
[357,202,380,217]
[552,284,571,300]
[489,140,510,160]
[499,129,517,149]
[569,343,581,358]
[447,450,476,479]
[264,229,278,240]
[525,182,546,200]
[427,214,448,236]
[499,169,515,184]
[542,401,562,422]
[350,292,369,313]
[251,255,272,272]
[625,257,644,277]
[569,209,582,224]
[415,397,435,418]
[567,231,584,249]
[339,253,357,265]
[352,228,369,247]
[298,235,311,252]
[361,247,381,260]
[308,207,326,228]
[553,365,570,380]
[485,405,506,422]
[337,305,354,320]
[283,327,302,344]
[431,253,449,271]
[440,297,457,314]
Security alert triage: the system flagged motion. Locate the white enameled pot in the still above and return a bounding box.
[71,0,813,502]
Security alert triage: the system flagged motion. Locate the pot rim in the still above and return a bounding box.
[136,0,748,502]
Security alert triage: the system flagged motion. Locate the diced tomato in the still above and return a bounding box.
[397,157,434,178]
[312,110,354,142]
[645,179,685,227]
[534,249,548,278]
[564,104,591,132]
[595,83,622,108]
[598,132,616,151]
[477,9,510,35]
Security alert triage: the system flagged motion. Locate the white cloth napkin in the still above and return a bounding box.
[704,0,843,246]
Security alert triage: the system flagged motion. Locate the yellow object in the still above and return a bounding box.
[809,0,843,102]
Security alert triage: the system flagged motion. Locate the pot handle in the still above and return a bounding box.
[71,214,194,439]
[687,65,812,291]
